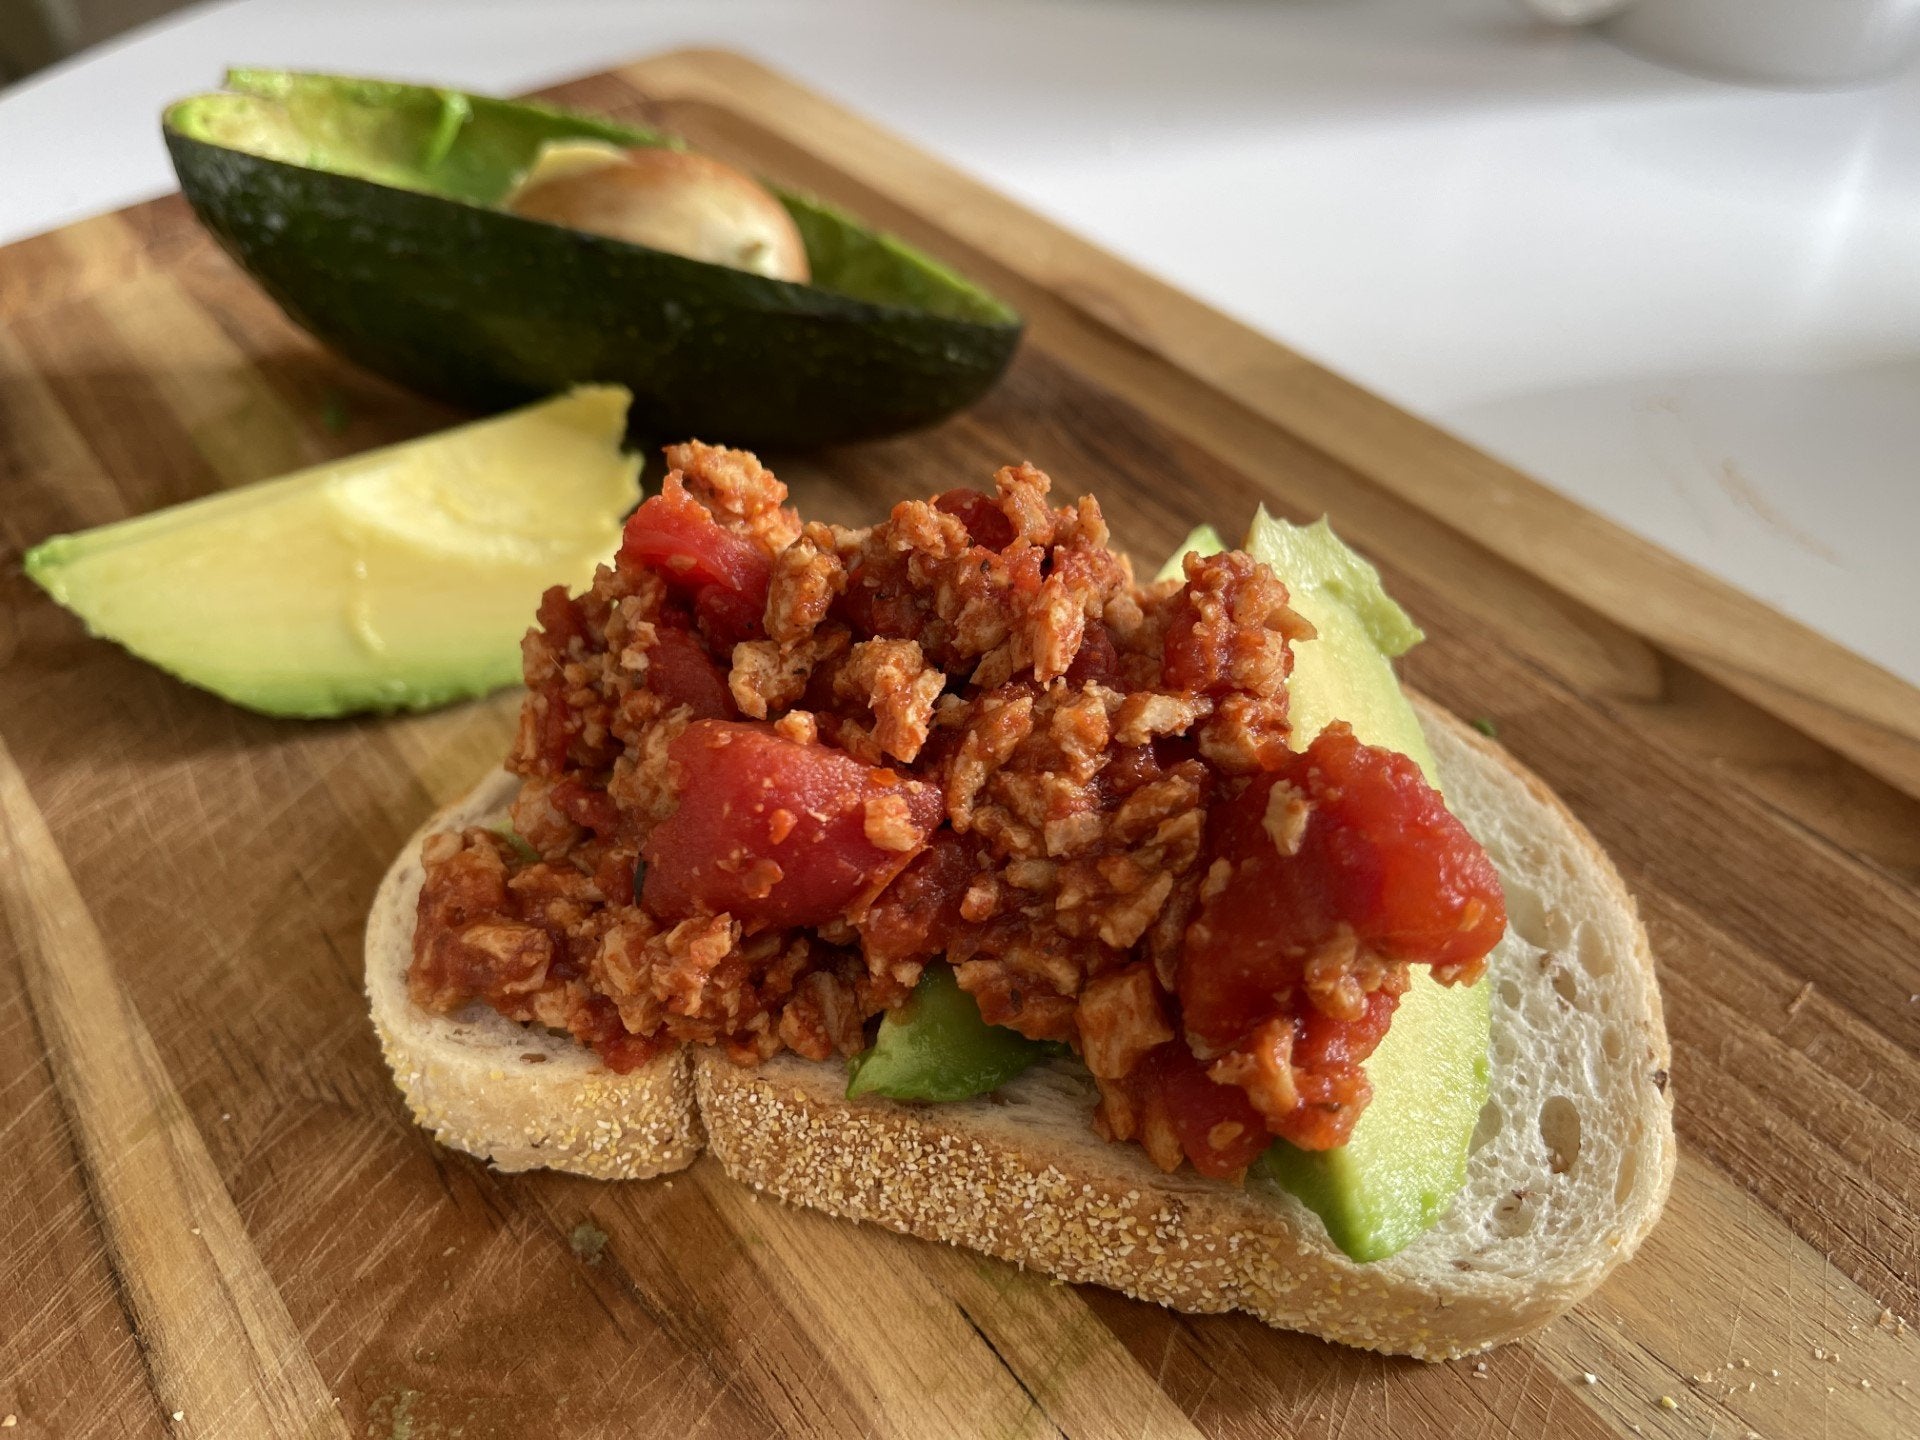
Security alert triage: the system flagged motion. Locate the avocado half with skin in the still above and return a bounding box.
[163,70,1023,447]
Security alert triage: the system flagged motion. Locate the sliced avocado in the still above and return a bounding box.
[161,70,1022,447]
[847,964,1056,1103]
[24,386,639,718]
[1248,507,1439,788]
[1256,976,1491,1261]
[839,521,1488,1258]
[1169,515,1490,1261]
[1245,511,1423,657]
[1152,523,1225,585]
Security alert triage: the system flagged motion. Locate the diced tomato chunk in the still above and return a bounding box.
[933,487,1016,550]
[550,777,622,838]
[619,477,771,646]
[647,624,734,719]
[1134,1042,1271,1180]
[1294,985,1398,1074]
[1064,618,1119,687]
[836,556,933,645]
[1164,723,1506,1151]
[693,582,764,651]
[641,721,943,930]
[1180,722,1506,1056]
[858,830,983,965]
[535,584,592,653]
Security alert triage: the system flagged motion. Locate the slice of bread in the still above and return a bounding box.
[365,701,1673,1355]
[364,768,702,1180]
[693,702,1674,1358]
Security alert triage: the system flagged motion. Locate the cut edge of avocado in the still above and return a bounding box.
[161,71,1023,445]
[1159,516,1491,1260]
[25,385,640,719]
[1254,973,1493,1262]
[164,69,1020,329]
[847,963,1056,1104]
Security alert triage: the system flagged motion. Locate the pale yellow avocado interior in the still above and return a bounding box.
[1157,511,1492,1261]
[25,386,640,717]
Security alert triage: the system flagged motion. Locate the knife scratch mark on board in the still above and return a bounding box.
[0,734,348,1439]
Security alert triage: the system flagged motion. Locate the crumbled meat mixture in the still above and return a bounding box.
[411,446,1507,1177]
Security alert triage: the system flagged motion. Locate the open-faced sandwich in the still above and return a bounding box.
[366,445,1674,1359]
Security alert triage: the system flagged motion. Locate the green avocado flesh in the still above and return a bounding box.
[24,386,639,718]
[1256,973,1491,1261]
[847,964,1058,1103]
[162,70,1022,446]
[1170,513,1491,1262]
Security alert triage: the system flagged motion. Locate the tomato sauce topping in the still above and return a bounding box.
[641,721,941,930]
[409,441,1507,1168]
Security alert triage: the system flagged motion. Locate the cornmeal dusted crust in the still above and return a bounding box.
[365,768,702,1180]
[694,702,1674,1359]
[366,703,1673,1356]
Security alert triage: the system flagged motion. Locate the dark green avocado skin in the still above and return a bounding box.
[164,131,1022,448]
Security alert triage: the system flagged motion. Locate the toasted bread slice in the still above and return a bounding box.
[694,701,1675,1358]
[364,768,702,1180]
[366,701,1673,1355]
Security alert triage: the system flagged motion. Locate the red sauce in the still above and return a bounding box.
[620,475,772,648]
[647,624,735,720]
[641,721,942,930]
[1159,722,1508,1157]
[410,444,1508,1171]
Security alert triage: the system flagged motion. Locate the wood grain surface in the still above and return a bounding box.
[1,50,1915,1440]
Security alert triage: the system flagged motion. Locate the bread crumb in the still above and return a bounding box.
[189,1227,200,1236]
[3,1416,16,1428]
[1812,1346,1827,1360]
[220,1112,231,1121]
[171,1412,184,1422]
[1786,980,1814,1017]
[1582,1373,1598,1385]
[1860,1379,1871,1390]
[568,1220,608,1265]
[1658,1395,1679,1411]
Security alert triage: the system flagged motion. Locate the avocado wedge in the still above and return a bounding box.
[162,70,1022,447]
[25,386,640,718]
[1169,517,1491,1262]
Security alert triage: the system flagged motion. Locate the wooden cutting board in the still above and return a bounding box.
[2,49,1916,1440]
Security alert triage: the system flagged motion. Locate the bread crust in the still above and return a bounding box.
[366,701,1674,1355]
[364,769,702,1180]
[695,701,1675,1358]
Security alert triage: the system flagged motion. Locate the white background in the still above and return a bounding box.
[4,0,1916,685]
